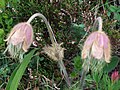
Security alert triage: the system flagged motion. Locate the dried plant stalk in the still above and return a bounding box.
[28,13,71,86]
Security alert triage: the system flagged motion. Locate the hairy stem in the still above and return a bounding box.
[80,59,90,89]
[93,17,103,32]
[58,60,71,86]
[27,13,57,44]
[28,13,70,87]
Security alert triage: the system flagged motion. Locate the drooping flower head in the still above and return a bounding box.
[81,17,111,63]
[4,22,33,59]
[80,17,111,89]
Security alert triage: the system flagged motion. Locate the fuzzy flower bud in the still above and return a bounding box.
[42,43,64,61]
[111,71,119,83]
[4,22,33,59]
[81,31,111,63]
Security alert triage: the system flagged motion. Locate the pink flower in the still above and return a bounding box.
[111,71,119,83]
[81,31,111,63]
[5,22,33,58]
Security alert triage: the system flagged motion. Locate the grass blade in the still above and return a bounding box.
[6,49,36,90]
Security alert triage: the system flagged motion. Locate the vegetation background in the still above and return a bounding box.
[0,0,120,90]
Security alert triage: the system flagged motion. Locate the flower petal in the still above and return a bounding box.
[85,32,97,46]
[91,41,103,59]
[10,28,25,45]
[104,43,111,63]
[98,33,104,47]
[81,32,98,59]
[22,23,33,52]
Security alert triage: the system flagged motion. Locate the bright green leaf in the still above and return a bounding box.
[6,49,36,90]
[109,5,117,12]
[0,0,5,9]
[0,29,4,37]
[6,64,20,90]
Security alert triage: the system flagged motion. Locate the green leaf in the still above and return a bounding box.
[103,56,119,73]
[0,29,4,37]
[78,24,85,28]
[116,6,120,12]
[9,0,20,3]
[0,0,5,9]
[0,29,4,44]
[92,71,103,85]
[109,5,117,12]
[7,18,13,25]
[3,13,8,19]
[40,57,44,61]
[113,81,120,90]
[6,64,20,89]
[70,71,78,78]
[114,13,120,21]
[6,49,36,90]
[73,55,82,71]
[107,11,111,17]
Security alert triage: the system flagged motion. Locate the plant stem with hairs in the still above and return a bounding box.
[27,13,71,86]
[80,57,90,89]
[93,17,103,31]
[27,13,57,44]
[58,60,71,86]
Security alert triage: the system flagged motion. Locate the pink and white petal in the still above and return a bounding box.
[81,45,91,59]
[81,31,98,59]
[10,28,25,45]
[21,23,33,52]
[85,32,97,46]
[98,33,104,47]
[91,42,103,59]
[5,26,20,42]
[5,22,27,44]
[103,33,110,49]
[104,43,111,63]
[24,23,33,48]
[22,39,28,52]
